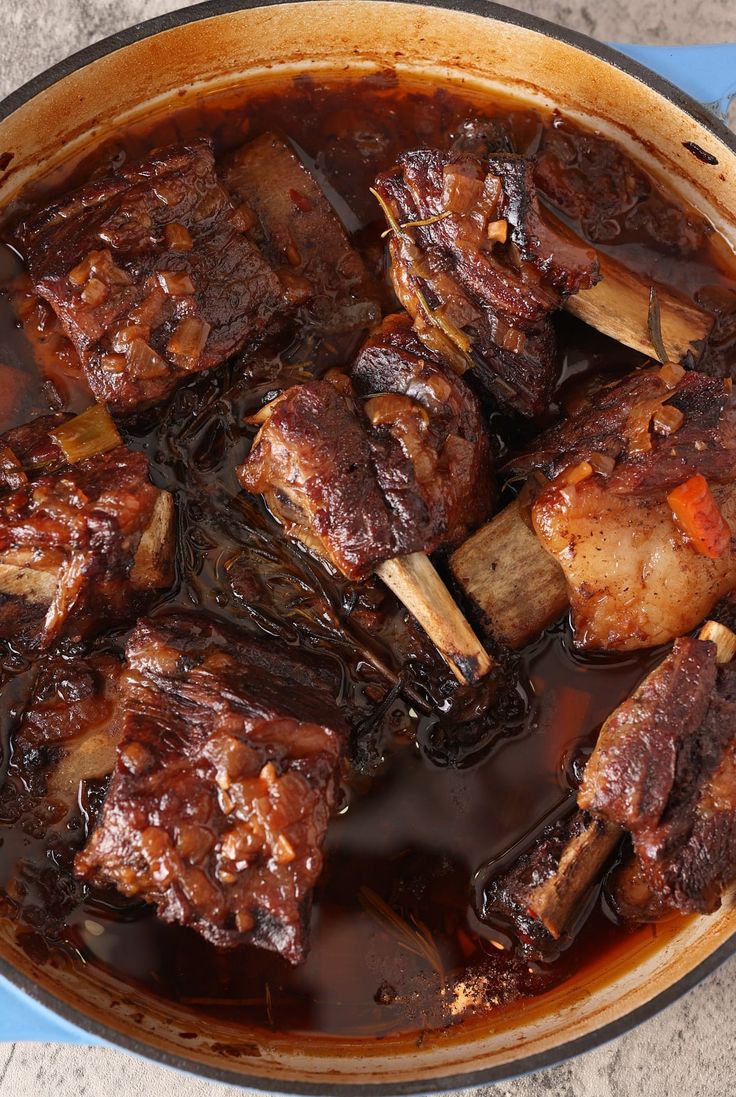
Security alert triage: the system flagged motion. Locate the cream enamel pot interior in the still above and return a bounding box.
[0,1,735,1090]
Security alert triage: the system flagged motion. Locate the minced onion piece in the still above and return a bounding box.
[99,353,127,374]
[157,270,195,296]
[112,324,149,352]
[486,219,508,244]
[81,277,109,306]
[167,316,211,359]
[50,405,122,464]
[68,256,92,285]
[652,404,685,436]
[497,324,526,354]
[561,460,593,486]
[90,250,132,286]
[364,394,429,429]
[441,165,485,214]
[129,286,166,327]
[278,269,312,306]
[627,397,664,453]
[164,222,193,251]
[659,362,685,389]
[126,338,169,380]
[589,452,616,476]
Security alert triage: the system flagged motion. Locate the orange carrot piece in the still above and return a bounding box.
[667,474,732,559]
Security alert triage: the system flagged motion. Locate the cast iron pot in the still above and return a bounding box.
[0,1,735,1090]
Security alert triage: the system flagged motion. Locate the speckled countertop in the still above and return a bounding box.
[1,1,735,1094]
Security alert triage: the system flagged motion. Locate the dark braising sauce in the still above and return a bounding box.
[0,72,732,1039]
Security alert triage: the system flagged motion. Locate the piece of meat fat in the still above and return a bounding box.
[532,478,736,651]
[451,370,736,654]
[503,367,736,651]
[225,132,380,332]
[18,140,286,412]
[75,615,345,963]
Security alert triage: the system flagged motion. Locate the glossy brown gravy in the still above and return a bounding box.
[0,71,733,1040]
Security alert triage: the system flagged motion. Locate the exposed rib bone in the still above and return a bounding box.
[563,244,712,363]
[449,499,567,649]
[376,552,493,685]
[130,490,176,590]
[523,815,622,939]
[483,809,622,949]
[248,394,494,685]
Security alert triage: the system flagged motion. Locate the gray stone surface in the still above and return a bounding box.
[0,0,735,1094]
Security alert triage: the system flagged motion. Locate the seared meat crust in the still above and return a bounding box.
[0,416,173,647]
[373,148,598,417]
[18,141,286,412]
[511,368,736,492]
[238,313,494,578]
[580,638,736,914]
[76,615,345,962]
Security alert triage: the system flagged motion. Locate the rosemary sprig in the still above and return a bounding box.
[369,186,402,236]
[359,886,444,979]
[401,211,452,230]
[381,210,453,237]
[370,188,471,365]
[414,287,472,356]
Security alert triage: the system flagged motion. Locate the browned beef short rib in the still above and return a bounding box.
[0,415,174,648]
[580,636,736,914]
[18,141,286,412]
[76,614,345,963]
[238,313,494,579]
[373,148,598,417]
[225,132,380,333]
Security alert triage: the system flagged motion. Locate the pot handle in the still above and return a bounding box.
[612,43,736,122]
[0,974,96,1044]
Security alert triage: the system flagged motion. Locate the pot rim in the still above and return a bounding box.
[0,0,734,1091]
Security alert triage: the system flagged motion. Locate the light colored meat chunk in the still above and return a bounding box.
[532,477,736,650]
